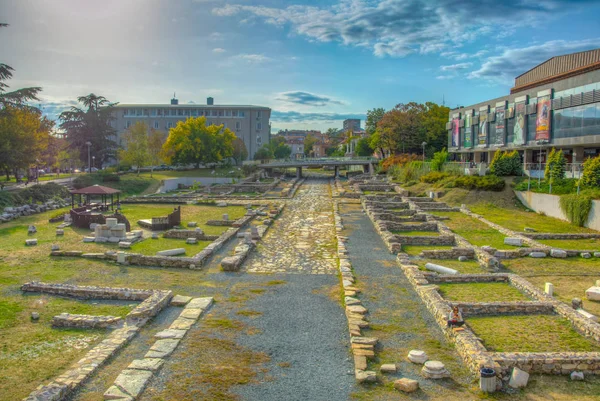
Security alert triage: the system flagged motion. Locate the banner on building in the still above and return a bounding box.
[464,113,472,148]
[535,96,551,141]
[452,118,460,148]
[513,102,526,145]
[492,107,505,146]
[478,114,488,146]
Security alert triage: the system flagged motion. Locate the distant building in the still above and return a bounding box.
[112,97,271,160]
[448,48,600,171]
[343,119,361,132]
[284,138,304,159]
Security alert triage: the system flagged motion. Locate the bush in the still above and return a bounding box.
[99,172,120,182]
[430,148,448,172]
[72,175,95,189]
[397,161,424,183]
[241,164,258,176]
[453,175,505,191]
[544,148,566,183]
[490,150,522,176]
[420,171,450,183]
[560,194,592,227]
[581,155,600,188]
[380,154,420,172]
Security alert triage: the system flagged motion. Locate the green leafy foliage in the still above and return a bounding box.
[0,183,70,208]
[420,171,450,183]
[490,150,522,176]
[581,154,600,188]
[430,148,448,172]
[452,175,505,191]
[559,194,592,227]
[544,148,566,183]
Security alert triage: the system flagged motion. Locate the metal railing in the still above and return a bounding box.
[261,156,379,165]
[523,163,583,179]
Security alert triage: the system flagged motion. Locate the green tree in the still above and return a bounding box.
[254,144,274,160]
[581,155,600,188]
[0,24,42,107]
[162,117,236,168]
[231,137,248,165]
[59,94,118,165]
[365,108,385,136]
[119,122,150,174]
[269,137,292,159]
[421,102,451,154]
[377,102,426,154]
[303,134,317,156]
[355,136,374,157]
[148,128,167,177]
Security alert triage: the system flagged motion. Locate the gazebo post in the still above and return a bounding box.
[71,193,74,208]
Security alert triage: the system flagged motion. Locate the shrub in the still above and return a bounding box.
[581,155,600,188]
[430,148,448,172]
[420,171,450,183]
[453,175,505,191]
[544,148,566,183]
[490,150,522,176]
[559,194,592,227]
[98,172,120,182]
[380,154,420,172]
[241,164,258,176]
[400,161,424,183]
[72,175,95,189]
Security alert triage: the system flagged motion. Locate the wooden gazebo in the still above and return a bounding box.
[70,185,121,211]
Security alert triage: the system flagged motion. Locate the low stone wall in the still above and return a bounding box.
[205,220,234,226]
[448,302,554,316]
[371,212,426,223]
[426,273,509,284]
[163,230,219,241]
[390,234,455,246]
[21,282,155,300]
[383,221,438,232]
[492,352,600,376]
[364,201,409,209]
[1,199,69,223]
[420,248,475,259]
[52,313,122,329]
[523,233,600,240]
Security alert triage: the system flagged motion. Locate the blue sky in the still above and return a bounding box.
[2,0,600,132]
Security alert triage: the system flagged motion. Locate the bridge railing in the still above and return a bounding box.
[261,156,379,165]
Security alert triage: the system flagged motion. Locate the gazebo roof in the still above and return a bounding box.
[70,184,121,195]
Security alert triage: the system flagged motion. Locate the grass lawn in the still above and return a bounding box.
[469,203,597,234]
[537,238,600,251]
[502,257,600,275]
[130,237,211,256]
[438,282,529,302]
[413,258,484,274]
[526,275,600,317]
[429,211,519,249]
[401,244,454,256]
[135,168,243,180]
[467,314,600,352]
[391,230,439,236]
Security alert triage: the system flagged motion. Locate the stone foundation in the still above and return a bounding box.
[52,313,122,329]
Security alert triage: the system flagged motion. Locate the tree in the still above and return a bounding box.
[162,117,236,168]
[231,138,248,165]
[59,94,118,166]
[1,24,42,107]
[254,144,273,160]
[365,108,385,136]
[355,136,374,157]
[269,136,291,159]
[147,128,167,177]
[377,102,426,155]
[303,134,318,156]
[119,122,150,174]
[421,102,451,155]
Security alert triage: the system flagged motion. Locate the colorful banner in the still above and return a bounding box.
[513,102,526,145]
[464,113,472,148]
[478,113,488,146]
[452,118,460,148]
[491,107,505,146]
[536,96,551,141]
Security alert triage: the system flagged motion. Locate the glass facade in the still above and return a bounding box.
[553,102,600,139]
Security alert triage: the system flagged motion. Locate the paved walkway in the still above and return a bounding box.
[245,179,337,274]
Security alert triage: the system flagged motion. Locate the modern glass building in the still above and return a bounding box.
[447,49,600,173]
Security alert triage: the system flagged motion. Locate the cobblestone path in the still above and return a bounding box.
[245,179,337,274]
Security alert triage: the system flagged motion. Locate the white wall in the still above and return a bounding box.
[515,191,600,231]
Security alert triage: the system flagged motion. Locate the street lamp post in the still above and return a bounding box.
[422,142,427,165]
[92,156,96,172]
[86,141,92,174]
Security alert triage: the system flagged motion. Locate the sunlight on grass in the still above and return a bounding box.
[438,282,529,302]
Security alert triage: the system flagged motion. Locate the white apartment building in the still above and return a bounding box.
[112,97,271,160]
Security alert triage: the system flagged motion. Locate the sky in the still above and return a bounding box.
[2,0,600,132]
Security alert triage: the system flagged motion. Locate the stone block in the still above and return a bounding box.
[151,232,159,239]
[128,358,165,372]
[458,256,468,262]
[594,252,600,258]
[179,308,202,320]
[504,237,523,246]
[145,339,180,358]
[25,238,38,246]
[104,385,133,400]
[108,236,121,243]
[51,244,60,251]
[109,369,153,399]
[354,355,367,370]
[89,223,97,230]
[380,364,397,373]
[581,252,592,259]
[56,229,64,236]
[347,305,368,315]
[154,329,187,339]
[169,318,195,330]
[529,251,546,258]
[117,251,126,264]
[216,202,227,207]
[508,367,529,388]
[524,227,536,232]
[550,249,567,258]
[186,238,198,244]
[222,213,229,221]
[355,370,377,383]
[118,241,131,249]
[187,222,197,227]
[171,295,192,306]
[571,371,585,381]
[105,218,118,227]
[394,378,419,393]
[157,248,186,256]
[408,350,428,364]
[586,286,600,301]
[187,297,213,310]
[545,282,554,296]
[576,308,598,322]
[421,361,450,379]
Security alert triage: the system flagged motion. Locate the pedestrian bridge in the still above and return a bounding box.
[259,157,379,177]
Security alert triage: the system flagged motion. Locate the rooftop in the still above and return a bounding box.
[114,103,270,110]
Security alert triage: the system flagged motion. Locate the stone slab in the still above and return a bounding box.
[104,385,134,400]
[576,308,599,322]
[355,370,377,383]
[504,237,523,246]
[111,369,153,398]
[380,363,397,373]
[169,318,195,331]
[154,329,187,339]
[550,249,567,258]
[529,251,547,258]
[586,286,600,302]
[408,350,428,364]
[127,358,165,372]
[186,297,213,310]
[346,305,368,315]
[156,248,186,257]
[170,295,192,306]
[144,339,180,358]
[509,367,529,388]
[179,308,202,320]
[394,378,419,393]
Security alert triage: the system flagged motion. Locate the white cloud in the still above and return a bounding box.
[212,0,586,58]
[469,39,600,83]
[435,75,454,80]
[212,48,226,53]
[231,53,272,63]
[440,62,472,71]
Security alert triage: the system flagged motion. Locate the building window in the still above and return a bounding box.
[126,121,131,129]
[136,109,142,116]
[154,121,159,129]
[225,110,231,117]
[256,111,262,118]
[232,110,238,117]
[178,109,184,116]
[151,109,157,116]
[191,109,197,117]
[223,122,227,129]
[235,121,241,130]
[170,109,177,116]
[256,122,262,131]
[256,136,262,145]
[211,110,218,117]
[218,110,224,116]
[239,110,245,117]
[143,109,149,116]
[157,109,163,116]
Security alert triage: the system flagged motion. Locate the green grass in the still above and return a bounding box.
[391,230,439,236]
[525,275,600,317]
[429,211,519,249]
[401,244,454,256]
[502,257,600,275]
[438,282,530,302]
[135,168,243,180]
[537,238,600,251]
[467,315,600,352]
[469,203,597,234]
[413,258,483,274]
